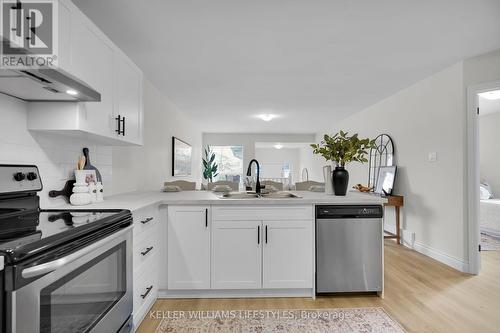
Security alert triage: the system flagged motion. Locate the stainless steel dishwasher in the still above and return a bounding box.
[316,205,383,294]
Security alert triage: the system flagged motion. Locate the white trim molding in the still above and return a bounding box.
[466,80,500,275]
[158,288,314,299]
[412,241,469,273]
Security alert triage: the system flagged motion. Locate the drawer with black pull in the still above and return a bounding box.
[133,262,158,318]
[133,204,160,236]
[133,229,159,275]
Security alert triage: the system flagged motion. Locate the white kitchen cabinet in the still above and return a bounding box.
[113,52,143,145]
[132,205,160,328]
[70,13,115,138]
[27,0,143,146]
[210,206,314,291]
[262,220,313,289]
[211,220,262,289]
[167,206,210,290]
[57,0,71,72]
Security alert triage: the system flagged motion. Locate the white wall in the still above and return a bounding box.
[328,62,467,268]
[112,80,202,193]
[255,148,300,182]
[322,49,500,271]
[299,142,331,182]
[0,93,113,208]
[479,111,500,196]
[202,133,315,174]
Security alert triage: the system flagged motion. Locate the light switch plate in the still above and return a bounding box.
[428,152,437,162]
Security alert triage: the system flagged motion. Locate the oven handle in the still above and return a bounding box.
[22,226,133,279]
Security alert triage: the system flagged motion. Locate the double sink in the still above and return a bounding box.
[219,192,301,199]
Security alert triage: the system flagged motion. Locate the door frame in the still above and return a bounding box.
[466,80,500,274]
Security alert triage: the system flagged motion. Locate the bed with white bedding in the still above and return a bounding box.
[480,199,500,237]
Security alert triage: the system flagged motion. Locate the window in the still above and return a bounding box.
[282,163,291,178]
[211,146,244,184]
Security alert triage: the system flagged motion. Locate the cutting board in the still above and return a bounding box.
[83,147,102,182]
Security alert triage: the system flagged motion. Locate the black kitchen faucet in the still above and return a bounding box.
[246,159,261,195]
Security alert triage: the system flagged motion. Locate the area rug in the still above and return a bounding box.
[481,233,500,251]
[153,307,405,333]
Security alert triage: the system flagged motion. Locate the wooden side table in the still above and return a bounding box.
[383,195,404,244]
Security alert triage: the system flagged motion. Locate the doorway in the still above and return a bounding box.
[478,90,500,253]
[467,82,500,274]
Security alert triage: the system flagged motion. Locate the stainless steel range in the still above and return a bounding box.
[0,165,133,333]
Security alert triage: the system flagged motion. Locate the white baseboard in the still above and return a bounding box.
[158,288,314,299]
[409,241,469,273]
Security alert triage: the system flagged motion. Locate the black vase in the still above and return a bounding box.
[332,166,349,196]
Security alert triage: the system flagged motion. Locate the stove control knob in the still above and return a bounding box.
[14,172,26,181]
[27,172,38,181]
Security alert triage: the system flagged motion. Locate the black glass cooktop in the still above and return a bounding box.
[0,209,131,264]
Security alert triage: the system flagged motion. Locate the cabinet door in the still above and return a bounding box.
[70,16,114,137]
[263,220,313,289]
[56,0,71,72]
[167,206,210,289]
[114,52,143,144]
[211,220,262,289]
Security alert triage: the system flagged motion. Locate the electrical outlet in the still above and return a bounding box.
[428,152,437,162]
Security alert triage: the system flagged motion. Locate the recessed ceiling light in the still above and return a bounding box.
[257,114,277,122]
[66,89,78,96]
[274,144,283,150]
[479,90,500,100]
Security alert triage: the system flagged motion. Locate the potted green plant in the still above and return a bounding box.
[202,146,219,184]
[311,131,375,196]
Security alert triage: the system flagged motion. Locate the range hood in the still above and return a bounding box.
[0,68,101,102]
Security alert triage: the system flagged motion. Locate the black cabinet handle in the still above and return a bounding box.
[141,246,154,256]
[265,225,268,244]
[115,115,121,134]
[140,217,154,224]
[140,285,153,299]
[257,225,260,244]
[121,116,126,136]
[205,208,208,228]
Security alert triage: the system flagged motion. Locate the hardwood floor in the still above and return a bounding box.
[137,241,500,333]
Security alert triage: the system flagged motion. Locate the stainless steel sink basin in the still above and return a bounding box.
[220,192,300,199]
[261,192,301,199]
[220,192,260,199]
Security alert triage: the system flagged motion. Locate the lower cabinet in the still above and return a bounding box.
[211,221,262,289]
[165,205,314,293]
[167,206,210,289]
[211,216,313,290]
[132,205,160,328]
[263,220,313,288]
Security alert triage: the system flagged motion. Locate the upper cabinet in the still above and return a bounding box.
[27,0,143,146]
[57,0,71,72]
[113,52,143,145]
[70,13,115,139]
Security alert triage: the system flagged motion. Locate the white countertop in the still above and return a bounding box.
[44,190,387,211]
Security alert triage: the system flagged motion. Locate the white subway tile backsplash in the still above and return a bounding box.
[0,94,113,208]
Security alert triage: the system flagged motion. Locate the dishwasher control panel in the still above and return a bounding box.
[316,205,383,219]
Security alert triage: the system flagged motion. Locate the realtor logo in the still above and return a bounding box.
[1,0,58,68]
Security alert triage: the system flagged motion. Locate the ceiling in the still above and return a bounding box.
[73,0,500,133]
[479,95,500,116]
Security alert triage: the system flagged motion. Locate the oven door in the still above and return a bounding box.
[8,226,132,333]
